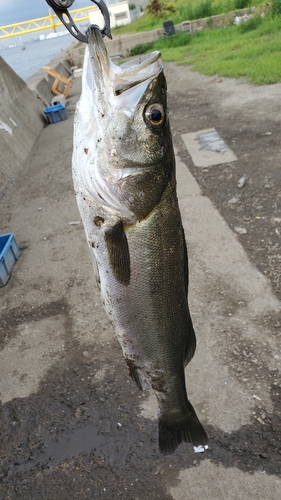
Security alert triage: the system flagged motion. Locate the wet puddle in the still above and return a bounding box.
[16,425,104,473]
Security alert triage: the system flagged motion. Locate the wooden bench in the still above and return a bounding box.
[43,66,73,97]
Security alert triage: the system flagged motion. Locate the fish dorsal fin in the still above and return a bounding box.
[105,221,130,286]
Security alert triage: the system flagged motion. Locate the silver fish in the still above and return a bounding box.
[72,26,208,454]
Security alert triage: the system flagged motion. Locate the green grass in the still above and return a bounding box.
[128,14,281,84]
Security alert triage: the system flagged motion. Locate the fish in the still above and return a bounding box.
[72,26,208,454]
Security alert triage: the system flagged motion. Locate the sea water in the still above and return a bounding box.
[0,34,74,81]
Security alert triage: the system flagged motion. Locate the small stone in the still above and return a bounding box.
[235,227,247,235]
[237,176,246,188]
[228,197,238,204]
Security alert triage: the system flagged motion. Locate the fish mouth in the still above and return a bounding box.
[86,25,163,110]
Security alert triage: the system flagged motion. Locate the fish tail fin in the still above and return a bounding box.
[158,406,208,455]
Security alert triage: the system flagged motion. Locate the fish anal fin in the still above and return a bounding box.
[105,221,130,286]
[158,404,208,455]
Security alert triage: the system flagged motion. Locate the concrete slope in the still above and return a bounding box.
[0,57,45,196]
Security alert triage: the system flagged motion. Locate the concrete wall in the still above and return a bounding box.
[0,57,45,197]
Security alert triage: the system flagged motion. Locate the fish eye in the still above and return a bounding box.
[144,104,165,128]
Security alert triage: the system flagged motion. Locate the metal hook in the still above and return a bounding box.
[45,0,112,43]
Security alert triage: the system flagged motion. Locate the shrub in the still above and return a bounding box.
[147,0,175,18]
[272,0,281,17]
[193,0,213,20]
[234,0,251,9]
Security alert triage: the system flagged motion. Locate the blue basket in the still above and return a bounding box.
[0,233,21,286]
[44,103,67,124]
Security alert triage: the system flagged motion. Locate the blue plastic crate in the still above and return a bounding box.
[44,103,67,124]
[0,233,21,286]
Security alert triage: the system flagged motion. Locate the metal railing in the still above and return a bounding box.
[0,6,97,39]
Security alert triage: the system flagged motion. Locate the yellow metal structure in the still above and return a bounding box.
[0,6,98,40]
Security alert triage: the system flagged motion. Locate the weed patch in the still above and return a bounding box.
[130,42,154,56]
[154,32,192,48]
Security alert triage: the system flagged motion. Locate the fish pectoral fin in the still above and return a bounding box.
[105,221,130,286]
[158,402,208,455]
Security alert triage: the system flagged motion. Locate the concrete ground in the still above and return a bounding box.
[0,67,280,498]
